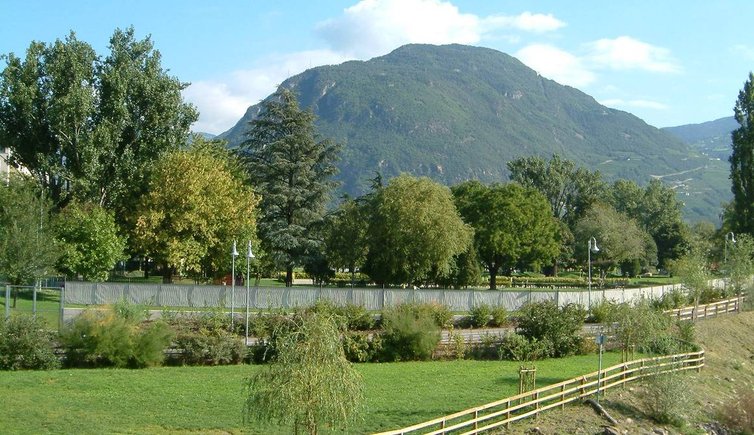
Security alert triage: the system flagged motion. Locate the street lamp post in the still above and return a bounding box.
[724,232,736,263]
[245,240,255,343]
[588,237,600,311]
[231,240,239,331]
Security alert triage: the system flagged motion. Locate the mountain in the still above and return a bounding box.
[221,44,730,222]
[663,116,737,160]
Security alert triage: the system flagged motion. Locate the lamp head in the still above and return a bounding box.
[589,237,600,253]
[246,240,255,259]
[231,240,239,257]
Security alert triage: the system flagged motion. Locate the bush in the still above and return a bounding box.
[515,301,585,358]
[609,301,675,355]
[342,331,382,363]
[641,370,691,426]
[588,299,619,324]
[489,306,508,327]
[169,327,245,366]
[469,304,491,328]
[380,304,441,361]
[60,302,174,368]
[337,304,375,331]
[497,332,552,361]
[0,315,60,370]
[652,289,687,310]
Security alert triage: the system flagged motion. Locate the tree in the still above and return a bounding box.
[363,174,473,286]
[452,181,560,289]
[54,201,126,281]
[669,246,711,318]
[507,154,605,226]
[0,175,59,285]
[324,197,369,285]
[730,72,754,236]
[724,233,754,296]
[241,88,340,287]
[0,28,198,217]
[244,312,363,435]
[609,179,690,268]
[573,203,657,277]
[133,138,258,282]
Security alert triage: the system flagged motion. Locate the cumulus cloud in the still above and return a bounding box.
[515,44,596,88]
[184,50,350,134]
[316,0,564,59]
[585,36,680,73]
[600,98,669,110]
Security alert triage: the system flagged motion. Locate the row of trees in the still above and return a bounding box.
[1,28,749,288]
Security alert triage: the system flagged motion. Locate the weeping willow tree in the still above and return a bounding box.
[244,312,363,435]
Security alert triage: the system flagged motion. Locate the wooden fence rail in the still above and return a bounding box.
[374,350,704,435]
[665,296,743,321]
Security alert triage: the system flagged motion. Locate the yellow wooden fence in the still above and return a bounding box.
[374,350,704,435]
[665,296,743,321]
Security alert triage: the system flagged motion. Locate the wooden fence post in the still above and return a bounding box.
[561,384,566,409]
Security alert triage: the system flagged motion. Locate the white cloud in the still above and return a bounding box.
[585,36,680,73]
[316,0,564,59]
[600,98,669,110]
[515,44,595,87]
[185,50,350,134]
[482,11,565,33]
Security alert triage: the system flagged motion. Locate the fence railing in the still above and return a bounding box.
[373,350,704,435]
[665,296,743,321]
[63,280,722,313]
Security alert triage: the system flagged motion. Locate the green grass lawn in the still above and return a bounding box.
[0,353,625,434]
[0,287,61,328]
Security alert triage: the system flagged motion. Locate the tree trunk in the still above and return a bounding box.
[286,266,294,287]
[162,265,174,284]
[489,264,498,290]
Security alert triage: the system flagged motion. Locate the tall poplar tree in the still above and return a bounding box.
[730,72,754,235]
[241,88,340,287]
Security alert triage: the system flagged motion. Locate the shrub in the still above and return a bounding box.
[380,304,440,361]
[652,288,687,310]
[609,301,674,355]
[342,331,381,363]
[469,304,491,328]
[337,304,375,331]
[60,302,174,368]
[497,332,552,361]
[0,315,60,370]
[447,327,467,360]
[489,306,508,327]
[515,301,585,358]
[171,330,245,365]
[588,299,619,324]
[641,370,691,426]
[468,333,500,360]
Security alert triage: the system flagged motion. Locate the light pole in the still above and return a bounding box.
[245,240,255,343]
[231,240,239,331]
[724,231,736,264]
[588,237,600,311]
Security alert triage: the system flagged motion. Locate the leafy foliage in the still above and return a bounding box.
[515,300,586,358]
[241,88,340,287]
[0,28,197,215]
[244,312,363,435]
[730,72,754,236]
[59,301,173,368]
[134,138,258,281]
[453,181,560,288]
[641,370,691,427]
[0,175,59,284]
[380,304,442,361]
[54,201,126,281]
[364,174,472,286]
[0,315,60,370]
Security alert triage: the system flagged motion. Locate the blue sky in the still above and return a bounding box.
[3,0,753,134]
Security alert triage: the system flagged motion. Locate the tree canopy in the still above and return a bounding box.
[241,88,340,287]
[453,181,560,289]
[0,27,197,215]
[133,138,258,282]
[364,174,472,286]
[0,175,59,285]
[54,201,126,281]
[730,72,754,236]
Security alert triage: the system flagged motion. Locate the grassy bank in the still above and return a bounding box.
[0,353,625,434]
